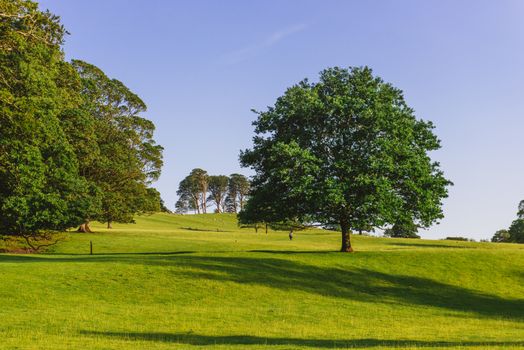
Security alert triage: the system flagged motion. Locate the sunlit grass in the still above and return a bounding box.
[1,213,523,349]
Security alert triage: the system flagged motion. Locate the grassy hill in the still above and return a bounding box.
[1,213,523,349]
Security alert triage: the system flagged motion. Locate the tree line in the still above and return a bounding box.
[175,169,249,214]
[0,1,163,249]
[0,1,479,253]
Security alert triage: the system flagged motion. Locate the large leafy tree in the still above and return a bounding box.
[0,0,93,247]
[70,60,163,229]
[240,67,451,252]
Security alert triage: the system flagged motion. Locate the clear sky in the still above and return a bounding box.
[39,0,524,240]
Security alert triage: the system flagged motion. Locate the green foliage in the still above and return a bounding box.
[495,201,524,244]
[445,237,472,242]
[384,220,420,238]
[240,66,451,251]
[508,219,524,243]
[176,169,209,214]
[159,198,171,213]
[225,173,250,213]
[0,1,163,238]
[0,0,92,237]
[491,229,510,243]
[70,60,163,226]
[207,175,229,213]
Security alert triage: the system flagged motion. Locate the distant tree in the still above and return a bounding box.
[176,169,210,214]
[508,219,524,243]
[159,198,171,213]
[224,195,237,213]
[491,229,510,243]
[174,197,189,214]
[444,237,470,241]
[518,200,524,219]
[383,219,420,238]
[190,168,209,214]
[226,174,250,213]
[176,175,201,214]
[207,175,229,213]
[239,67,451,252]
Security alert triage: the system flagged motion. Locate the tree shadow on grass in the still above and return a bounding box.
[2,253,523,320]
[385,242,472,249]
[80,331,524,348]
[180,227,231,232]
[248,250,335,254]
[164,256,524,320]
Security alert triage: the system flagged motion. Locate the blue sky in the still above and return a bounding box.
[39,0,524,240]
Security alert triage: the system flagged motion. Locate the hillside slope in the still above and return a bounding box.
[1,213,523,349]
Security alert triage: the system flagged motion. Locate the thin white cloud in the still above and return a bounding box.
[221,24,308,64]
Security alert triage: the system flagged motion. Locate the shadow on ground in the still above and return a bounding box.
[386,242,472,249]
[80,331,524,348]
[2,253,523,320]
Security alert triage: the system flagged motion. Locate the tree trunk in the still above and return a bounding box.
[340,220,354,252]
[265,223,268,234]
[77,220,93,233]
[107,221,112,229]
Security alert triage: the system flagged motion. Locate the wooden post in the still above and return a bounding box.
[90,240,93,255]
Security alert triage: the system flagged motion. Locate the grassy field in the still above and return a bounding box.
[1,213,524,349]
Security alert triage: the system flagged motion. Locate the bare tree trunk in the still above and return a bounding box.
[201,192,207,214]
[195,198,200,214]
[265,223,268,234]
[77,220,93,233]
[215,196,221,213]
[107,221,112,229]
[340,219,353,252]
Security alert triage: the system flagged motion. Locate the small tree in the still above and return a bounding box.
[383,220,420,238]
[509,219,524,243]
[491,229,510,243]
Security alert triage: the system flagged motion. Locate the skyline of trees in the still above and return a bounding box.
[175,170,249,214]
[5,1,521,247]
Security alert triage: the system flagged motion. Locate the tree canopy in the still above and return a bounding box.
[0,0,163,246]
[239,66,451,251]
[0,0,92,240]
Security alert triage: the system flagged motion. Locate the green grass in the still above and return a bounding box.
[1,213,524,349]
